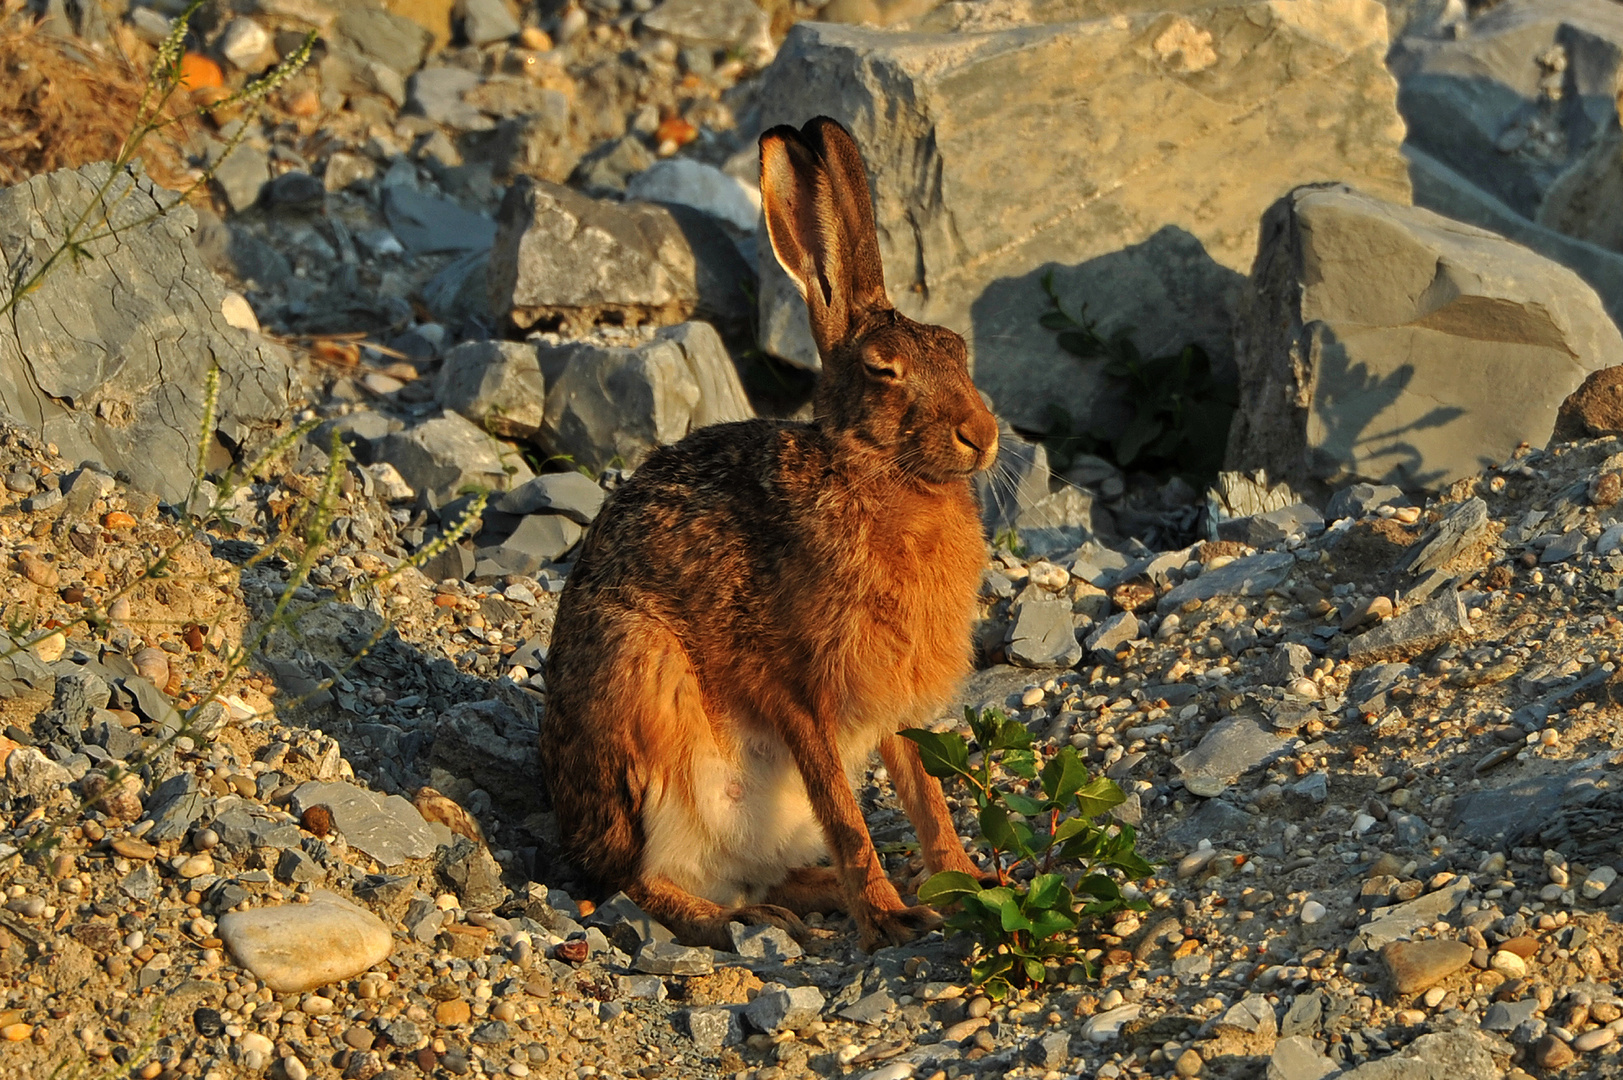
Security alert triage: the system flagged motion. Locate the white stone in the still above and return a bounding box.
[221,292,260,333]
[1083,1004,1142,1042]
[1300,900,1327,924]
[1582,865,1618,900]
[626,158,761,233]
[218,18,272,70]
[218,892,392,993]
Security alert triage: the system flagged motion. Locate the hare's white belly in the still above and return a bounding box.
[641,730,870,907]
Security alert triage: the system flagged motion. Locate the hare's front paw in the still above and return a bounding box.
[857,903,943,950]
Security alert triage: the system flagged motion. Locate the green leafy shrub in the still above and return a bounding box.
[1038,271,1236,483]
[901,707,1152,999]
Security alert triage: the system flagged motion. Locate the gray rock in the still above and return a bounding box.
[572,135,657,197]
[335,6,432,76]
[1346,591,1471,661]
[633,940,715,976]
[1291,772,1329,804]
[618,974,668,1001]
[754,4,1410,432]
[1085,610,1138,661]
[1406,143,1623,335]
[275,847,323,884]
[1351,875,1473,953]
[589,892,677,955]
[383,186,497,255]
[1397,498,1489,578]
[685,1005,742,1049]
[408,67,489,131]
[1335,1029,1500,1080]
[1263,643,1314,684]
[287,781,446,867]
[728,922,802,962]
[0,165,296,503]
[34,669,107,746]
[744,983,824,1034]
[437,836,507,910]
[374,411,535,506]
[1,747,70,801]
[1281,990,1324,1038]
[537,321,753,473]
[1007,597,1084,669]
[641,0,767,50]
[1541,529,1587,563]
[1482,998,1539,1033]
[1390,0,1623,222]
[141,773,207,842]
[437,341,545,440]
[119,863,160,901]
[1267,1035,1341,1080]
[424,698,539,815]
[489,178,751,335]
[1347,663,1415,712]
[1028,1029,1072,1069]
[1326,482,1406,521]
[494,472,605,523]
[1216,503,1325,547]
[1174,716,1291,798]
[1229,185,1620,493]
[838,989,894,1026]
[1450,757,1614,846]
[625,158,760,234]
[1219,995,1278,1037]
[477,513,583,576]
[458,0,517,45]
[1156,550,1296,615]
[212,144,269,213]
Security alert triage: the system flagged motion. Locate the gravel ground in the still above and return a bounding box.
[1,419,1623,1080]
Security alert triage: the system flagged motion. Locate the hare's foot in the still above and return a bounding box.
[763,866,844,916]
[627,876,805,949]
[856,902,944,950]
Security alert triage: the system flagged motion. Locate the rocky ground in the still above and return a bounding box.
[4,0,1623,1079]
[3,414,1623,1080]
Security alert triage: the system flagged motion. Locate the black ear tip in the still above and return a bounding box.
[759,124,805,153]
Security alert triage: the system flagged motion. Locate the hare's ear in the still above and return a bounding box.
[760,117,890,356]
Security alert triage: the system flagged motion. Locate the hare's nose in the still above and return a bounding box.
[954,423,985,454]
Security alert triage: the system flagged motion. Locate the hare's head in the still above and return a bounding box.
[761,117,998,484]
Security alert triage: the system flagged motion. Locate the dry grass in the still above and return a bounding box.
[0,15,195,189]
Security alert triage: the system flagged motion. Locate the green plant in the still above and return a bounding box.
[901,707,1152,999]
[1039,271,1236,483]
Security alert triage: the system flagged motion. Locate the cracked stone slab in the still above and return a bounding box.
[287,780,449,866]
[0,164,296,503]
[1350,875,1474,954]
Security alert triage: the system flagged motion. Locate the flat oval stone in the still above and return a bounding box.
[218,891,391,993]
[1382,939,1474,994]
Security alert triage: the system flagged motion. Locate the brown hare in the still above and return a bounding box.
[540,116,999,950]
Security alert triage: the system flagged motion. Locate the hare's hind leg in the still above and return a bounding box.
[763,866,844,916]
[629,876,806,950]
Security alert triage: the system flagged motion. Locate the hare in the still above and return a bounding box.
[540,116,999,950]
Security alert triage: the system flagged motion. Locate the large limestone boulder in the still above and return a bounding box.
[537,321,754,473]
[0,165,296,503]
[1390,0,1623,225]
[1228,184,1623,493]
[753,0,1412,432]
[1405,144,1623,332]
[488,177,752,337]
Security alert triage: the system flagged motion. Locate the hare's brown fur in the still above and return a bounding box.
[540,118,996,950]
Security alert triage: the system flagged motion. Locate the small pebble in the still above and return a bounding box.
[1300,901,1326,924]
